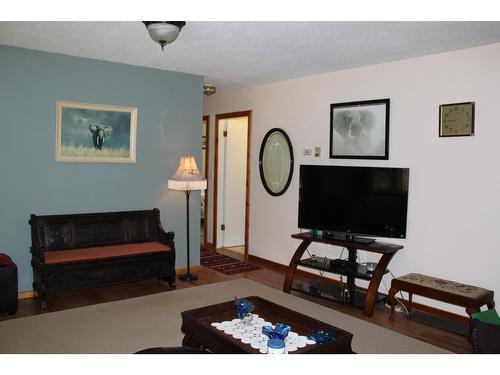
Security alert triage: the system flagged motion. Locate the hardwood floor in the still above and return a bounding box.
[0,249,472,354]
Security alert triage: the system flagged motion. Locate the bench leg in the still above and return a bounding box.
[487,301,495,310]
[33,279,48,310]
[408,293,413,314]
[34,291,47,310]
[388,287,397,320]
[168,274,176,289]
[158,275,176,288]
[466,306,481,317]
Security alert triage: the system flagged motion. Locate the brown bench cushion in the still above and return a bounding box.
[44,242,171,265]
[397,273,491,300]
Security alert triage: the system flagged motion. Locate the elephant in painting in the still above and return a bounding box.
[332,109,381,155]
[89,124,113,150]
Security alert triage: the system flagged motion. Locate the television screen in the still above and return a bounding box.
[298,165,409,239]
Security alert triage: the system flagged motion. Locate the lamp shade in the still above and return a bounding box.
[168,156,207,191]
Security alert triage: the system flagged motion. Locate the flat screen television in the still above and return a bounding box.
[298,165,409,240]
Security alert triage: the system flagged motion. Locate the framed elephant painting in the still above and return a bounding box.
[55,101,137,163]
[329,98,390,160]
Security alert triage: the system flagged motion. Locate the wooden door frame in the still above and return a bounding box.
[202,115,210,249]
[213,110,252,260]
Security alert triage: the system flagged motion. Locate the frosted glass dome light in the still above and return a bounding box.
[143,21,186,51]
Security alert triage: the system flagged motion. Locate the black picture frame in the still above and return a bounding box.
[329,98,390,160]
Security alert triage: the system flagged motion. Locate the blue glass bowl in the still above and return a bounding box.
[307,329,335,344]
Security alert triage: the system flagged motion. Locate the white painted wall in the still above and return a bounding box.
[217,117,248,248]
[204,43,500,315]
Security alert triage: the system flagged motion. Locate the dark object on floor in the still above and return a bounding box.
[470,309,500,353]
[388,273,495,321]
[408,310,468,336]
[135,346,211,354]
[0,253,18,315]
[200,250,261,275]
[29,208,176,309]
[470,319,500,353]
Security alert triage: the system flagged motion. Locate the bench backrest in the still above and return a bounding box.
[30,209,162,251]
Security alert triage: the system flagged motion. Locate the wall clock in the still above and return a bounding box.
[439,102,475,137]
[259,128,294,196]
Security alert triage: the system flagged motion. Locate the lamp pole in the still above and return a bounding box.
[179,190,197,281]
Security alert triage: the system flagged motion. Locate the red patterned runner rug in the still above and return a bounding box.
[200,249,262,275]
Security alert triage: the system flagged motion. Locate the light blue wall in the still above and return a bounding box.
[0,45,204,291]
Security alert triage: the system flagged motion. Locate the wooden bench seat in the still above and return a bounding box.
[30,208,176,309]
[44,242,171,264]
[388,273,495,320]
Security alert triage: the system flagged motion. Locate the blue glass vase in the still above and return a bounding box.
[234,297,254,324]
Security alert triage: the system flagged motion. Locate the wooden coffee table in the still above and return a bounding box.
[180,296,354,354]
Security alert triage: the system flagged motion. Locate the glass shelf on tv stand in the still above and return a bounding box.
[298,257,389,281]
[291,279,387,310]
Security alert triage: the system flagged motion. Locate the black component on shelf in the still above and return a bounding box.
[330,258,358,272]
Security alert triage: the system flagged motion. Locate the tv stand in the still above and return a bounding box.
[283,232,403,317]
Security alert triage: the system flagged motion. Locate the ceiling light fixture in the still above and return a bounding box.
[142,21,186,51]
[203,85,216,97]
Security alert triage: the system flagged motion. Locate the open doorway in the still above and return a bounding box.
[213,111,252,259]
[201,115,209,248]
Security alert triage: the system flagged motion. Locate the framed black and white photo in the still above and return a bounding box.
[329,98,390,160]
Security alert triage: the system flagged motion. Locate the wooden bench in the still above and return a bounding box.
[388,273,495,321]
[30,208,176,309]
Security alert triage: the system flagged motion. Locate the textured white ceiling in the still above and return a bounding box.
[1,21,500,89]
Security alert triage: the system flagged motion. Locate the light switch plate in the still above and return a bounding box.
[314,147,321,157]
[303,148,312,156]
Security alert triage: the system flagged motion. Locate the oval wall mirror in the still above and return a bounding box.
[259,128,294,196]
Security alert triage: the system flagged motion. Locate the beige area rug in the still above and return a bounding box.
[0,279,448,354]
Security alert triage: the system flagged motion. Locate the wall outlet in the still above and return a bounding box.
[303,148,312,156]
[314,147,321,157]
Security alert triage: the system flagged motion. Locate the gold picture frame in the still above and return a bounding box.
[439,102,475,137]
[55,101,137,163]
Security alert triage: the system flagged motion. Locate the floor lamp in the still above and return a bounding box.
[168,156,207,281]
